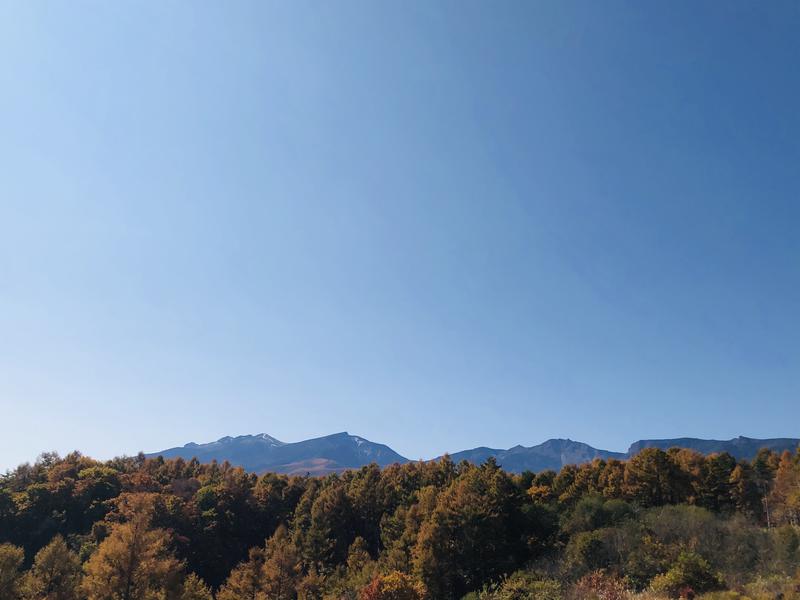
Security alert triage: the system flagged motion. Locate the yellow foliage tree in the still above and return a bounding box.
[771,451,800,527]
[359,571,426,600]
[22,535,81,600]
[179,574,212,600]
[0,543,25,600]
[82,495,183,600]
[262,525,300,600]
[216,547,267,600]
[217,525,300,600]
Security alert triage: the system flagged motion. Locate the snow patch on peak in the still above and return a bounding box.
[257,433,285,446]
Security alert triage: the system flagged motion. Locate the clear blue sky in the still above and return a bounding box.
[1,1,798,471]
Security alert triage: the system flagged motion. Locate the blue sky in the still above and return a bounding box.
[1,1,798,471]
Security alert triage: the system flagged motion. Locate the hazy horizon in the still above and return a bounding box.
[2,1,799,472]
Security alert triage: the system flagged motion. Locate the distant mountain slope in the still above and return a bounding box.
[447,439,627,473]
[449,436,799,473]
[147,432,408,475]
[627,436,800,460]
[153,433,285,467]
[149,433,799,476]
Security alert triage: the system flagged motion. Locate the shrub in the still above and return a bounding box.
[742,573,800,599]
[568,570,630,600]
[477,571,563,600]
[565,531,612,575]
[650,553,724,598]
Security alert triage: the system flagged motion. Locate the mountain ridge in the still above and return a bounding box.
[148,431,407,475]
[147,434,799,475]
[625,436,800,460]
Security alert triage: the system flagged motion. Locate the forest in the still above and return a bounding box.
[1,446,799,600]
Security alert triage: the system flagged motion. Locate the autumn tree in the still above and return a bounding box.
[296,570,324,600]
[263,525,300,600]
[697,453,736,513]
[412,460,528,599]
[624,448,687,507]
[729,463,761,518]
[217,546,267,600]
[0,543,25,600]
[82,495,184,600]
[752,448,778,526]
[190,467,263,588]
[216,525,300,600]
[179,574,213,600]
[380,486,438,574]
[21,535,81,600]
[302,482,355,570]
[359,571,425,600]
[770,450,800,526]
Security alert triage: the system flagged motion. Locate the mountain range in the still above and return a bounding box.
[147,433,800,475]
[148,432,406,475]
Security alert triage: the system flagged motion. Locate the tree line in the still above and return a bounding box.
[0,445,799,599]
